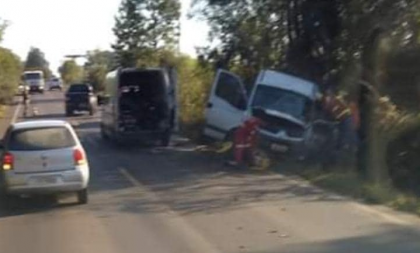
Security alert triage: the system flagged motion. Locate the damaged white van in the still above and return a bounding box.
[203,69,320,156]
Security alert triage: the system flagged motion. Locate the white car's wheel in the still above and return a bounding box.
[77,189,88,204]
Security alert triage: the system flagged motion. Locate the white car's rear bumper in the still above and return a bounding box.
[3,167,89,194]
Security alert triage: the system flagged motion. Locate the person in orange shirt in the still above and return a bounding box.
[322,90,359,151]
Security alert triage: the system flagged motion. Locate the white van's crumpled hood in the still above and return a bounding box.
[262,108,305,126]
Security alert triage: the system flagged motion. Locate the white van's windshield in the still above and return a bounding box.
[252,85,311,121]
[24,73,42,80]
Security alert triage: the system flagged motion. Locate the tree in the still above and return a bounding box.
[112,0,181,67]
[59,60,83,85]
[84,50,116,91]
[85,50,115,69]
[0,19,22,103]
[192,0,288,84]
[0,47,22,103]
[24,47,52,79]
[194,0,419,87]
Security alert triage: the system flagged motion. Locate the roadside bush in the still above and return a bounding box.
[177,56,214,140]
[0,47,21,104]
[369,95,420,193]
[387,117,420,194]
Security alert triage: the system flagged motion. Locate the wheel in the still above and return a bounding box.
[77,189,88,204]
[160,131,171,147]
[250,148,271,171]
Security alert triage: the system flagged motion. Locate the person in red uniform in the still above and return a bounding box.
[227,117,263,168]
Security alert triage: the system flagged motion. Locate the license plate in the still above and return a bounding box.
[270,144,289,152]
[33,176,57,184]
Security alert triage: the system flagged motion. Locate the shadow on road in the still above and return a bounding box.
[0,194,79,218]
[83,139,346,216]
[31,98,64,105]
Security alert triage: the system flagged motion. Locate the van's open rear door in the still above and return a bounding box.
[167,67,179,132]
[204,69,247,140]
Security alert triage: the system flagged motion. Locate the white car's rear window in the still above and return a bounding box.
[8,127,76,151]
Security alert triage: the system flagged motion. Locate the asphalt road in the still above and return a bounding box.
[1,91,420,253]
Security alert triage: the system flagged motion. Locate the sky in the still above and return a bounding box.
[0,0,209,74]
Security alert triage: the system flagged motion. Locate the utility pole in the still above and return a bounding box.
[65,54,87,60]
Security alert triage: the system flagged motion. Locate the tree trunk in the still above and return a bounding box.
[359,28,390,184]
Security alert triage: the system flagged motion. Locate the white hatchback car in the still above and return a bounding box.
[0,120,90,204]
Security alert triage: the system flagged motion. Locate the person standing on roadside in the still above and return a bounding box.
[22,86,30,117]
[322,90,359,151]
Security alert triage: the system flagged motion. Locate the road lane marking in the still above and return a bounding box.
[118,167,221,253]
[11,100,22,123]
[119,167,142,187]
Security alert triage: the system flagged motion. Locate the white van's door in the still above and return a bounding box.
[204,69,247,140]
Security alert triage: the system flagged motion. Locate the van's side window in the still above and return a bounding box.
[215,72,244,109]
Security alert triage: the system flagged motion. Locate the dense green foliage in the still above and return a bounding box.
[0,21,22,104]
[59,60,83,85]
[84,50,116,92]
[193,0,420,88]
[0,47,22,103]
[176,56,214,138]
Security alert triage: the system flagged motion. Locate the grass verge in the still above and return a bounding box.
[290,165,420,216]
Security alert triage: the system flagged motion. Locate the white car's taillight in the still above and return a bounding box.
[73,149,86,166]
[2,152,14,171]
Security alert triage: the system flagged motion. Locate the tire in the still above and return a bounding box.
[250,148,271,171]
[77,189,88,204]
